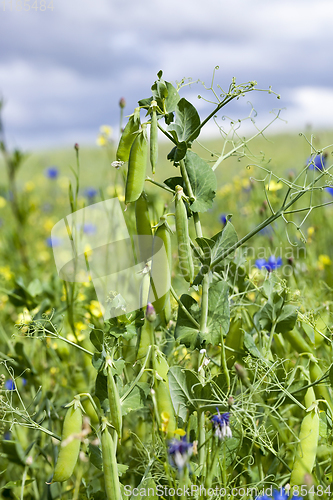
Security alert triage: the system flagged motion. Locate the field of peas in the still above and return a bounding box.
[1,74,333,500]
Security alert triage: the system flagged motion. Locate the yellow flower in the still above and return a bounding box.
[0,266,13,281]
[89,300,104,318]
[161,411,170,433]
[265,180,283,192]
[43,218,55,232]
[96,125,113,147]
[0,196,7,208]
[96,135,108,147]
[307,226,315,243]
[100,125,112,137]
[318,254,332,270]
[24,181,35,192]
[174,428,186,436]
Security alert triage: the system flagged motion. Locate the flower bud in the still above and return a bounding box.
[234,363,247,380]
[227,396,235,406]
[74,143,79,151]
[146,303,156,323]
[119,97,126,109]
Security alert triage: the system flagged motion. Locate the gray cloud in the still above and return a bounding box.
[1,0,333,148]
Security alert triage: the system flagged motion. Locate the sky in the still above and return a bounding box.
[1,0,333,150]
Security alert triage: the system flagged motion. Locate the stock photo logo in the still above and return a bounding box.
[49,197,170,319]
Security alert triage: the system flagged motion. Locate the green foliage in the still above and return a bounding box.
[1,69,333,499]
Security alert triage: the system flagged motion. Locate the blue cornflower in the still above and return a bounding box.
[3,431,11,440]
[265,256,283,271]
[83,222,96,235]
[5,380,15,390]
[211,409,232,440]
[45,166,59,179]
[255,258,267,270]
[306,153,326,171]
[255,256,282,272]
[168,436,193,471]
[84,187,98,200]
[255,489,302,500]
[220,214,227,226]
[273,489,289,500]
[45,236,62,248]
[326,187,333,197]
[22,378,27,386]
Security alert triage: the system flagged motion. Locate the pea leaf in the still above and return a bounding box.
[90,329,104,352]
[168,98,200,145]
[204,281,230,345]
[121,385,145,416]
[243,332,262,358]
[184,151,217,213]
[168,366,201,420]
[174,294,200,348]
[210,221,238,271]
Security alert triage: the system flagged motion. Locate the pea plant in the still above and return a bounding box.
[2,70,333,500]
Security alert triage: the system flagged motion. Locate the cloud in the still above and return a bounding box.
[1,0,333,148]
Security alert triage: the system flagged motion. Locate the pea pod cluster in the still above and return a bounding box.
[116,107,141,162]
[175,185,194,283]
[125,125,148,204]
[53,397,83,483]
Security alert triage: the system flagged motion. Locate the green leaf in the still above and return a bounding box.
[258,298,298,334]
[90,329,104,352]
[204,281,230,345]
[1,440,26,465]
[184,151,217,213]
[210,221,238,271]
[243,332,262,358]
[174,294,200,348]
[164,176,183,192]
[195,237,215,266]
[121,385,145,416]
[88,443,103,470]
[130,477,158,500]
[27,278,42,297]
[95,372,108,405]
[275,305,298,334]
[168,366,200,420]
[168,98,200,144]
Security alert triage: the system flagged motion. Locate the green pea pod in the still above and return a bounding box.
[135,192,153,264]
[151,217,172,316]
[283,329,314,354]
[309,361,333,415]
[101,419,121,500]
[135,192,152,238]
[137,318,154,361]
[116,107,141,162]
[53,398,83,482]
[175,185,194,283]
[150,100,158,174]
[125,125,148,204]
[154,379,177,438]
[154,349,169,382]
[106,358,122,437]
[290,387,319,486]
